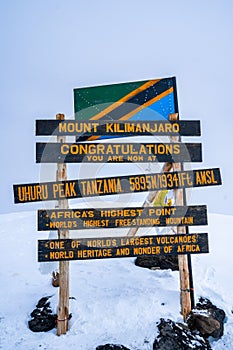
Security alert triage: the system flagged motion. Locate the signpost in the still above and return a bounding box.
[37,205,208,231]
[12,76,223,333]
[38,233,209,262]
[36,142,202,163]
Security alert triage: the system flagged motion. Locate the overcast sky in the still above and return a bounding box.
[0,0,233,215]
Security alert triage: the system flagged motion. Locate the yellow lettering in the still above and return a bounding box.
[61,144,69,154]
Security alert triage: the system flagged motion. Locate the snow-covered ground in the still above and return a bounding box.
[0,210,233,350]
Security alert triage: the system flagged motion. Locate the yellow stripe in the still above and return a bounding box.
[85,87,172,141]
[90,79,160,121]
[119,87,174,121]
[86,135,99,141]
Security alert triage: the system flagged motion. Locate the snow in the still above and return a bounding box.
[0,210,233,349]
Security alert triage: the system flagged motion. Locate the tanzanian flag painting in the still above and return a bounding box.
[73,77,178,140]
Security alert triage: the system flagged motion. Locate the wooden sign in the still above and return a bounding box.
[13,167,222,203]
[36,142,202,163]
[36,120,201,137]
[37,205,208,231]
[38,233,209,262]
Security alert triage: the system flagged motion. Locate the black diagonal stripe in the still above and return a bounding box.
[96,78,174,121]
[126,77,174,106]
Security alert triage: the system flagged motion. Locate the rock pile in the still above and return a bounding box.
[28,296,57,332]
[153,318,211,350]
[187,297,226,338]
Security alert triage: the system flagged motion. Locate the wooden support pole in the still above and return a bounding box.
[174,180,192,321]
[169,113,192,321]
[56,113,70,335]
[127,112,194,319]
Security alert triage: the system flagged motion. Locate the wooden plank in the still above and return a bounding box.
[38,233,209,262]
[13,167,222,203]
[35,119,201,137]
[36,142,202,163]
[37,205,208,231]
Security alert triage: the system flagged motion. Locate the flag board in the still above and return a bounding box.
[74,77,178,141]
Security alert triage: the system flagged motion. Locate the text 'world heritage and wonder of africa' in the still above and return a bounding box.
[38,233,209,262]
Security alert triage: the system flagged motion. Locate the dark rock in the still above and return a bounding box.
[41,307,53,316]
[187,297,226,339]
[96,345,130,350]
[36,296,52,308]
[153,318,211,350]
[187,313,220,337]
[29,296,57,332]
[28,314,57,332]
[135,255,178,271]
[30,309,41,318]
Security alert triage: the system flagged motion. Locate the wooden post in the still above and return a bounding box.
[169,113,192,321]
[56,113,70,335]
